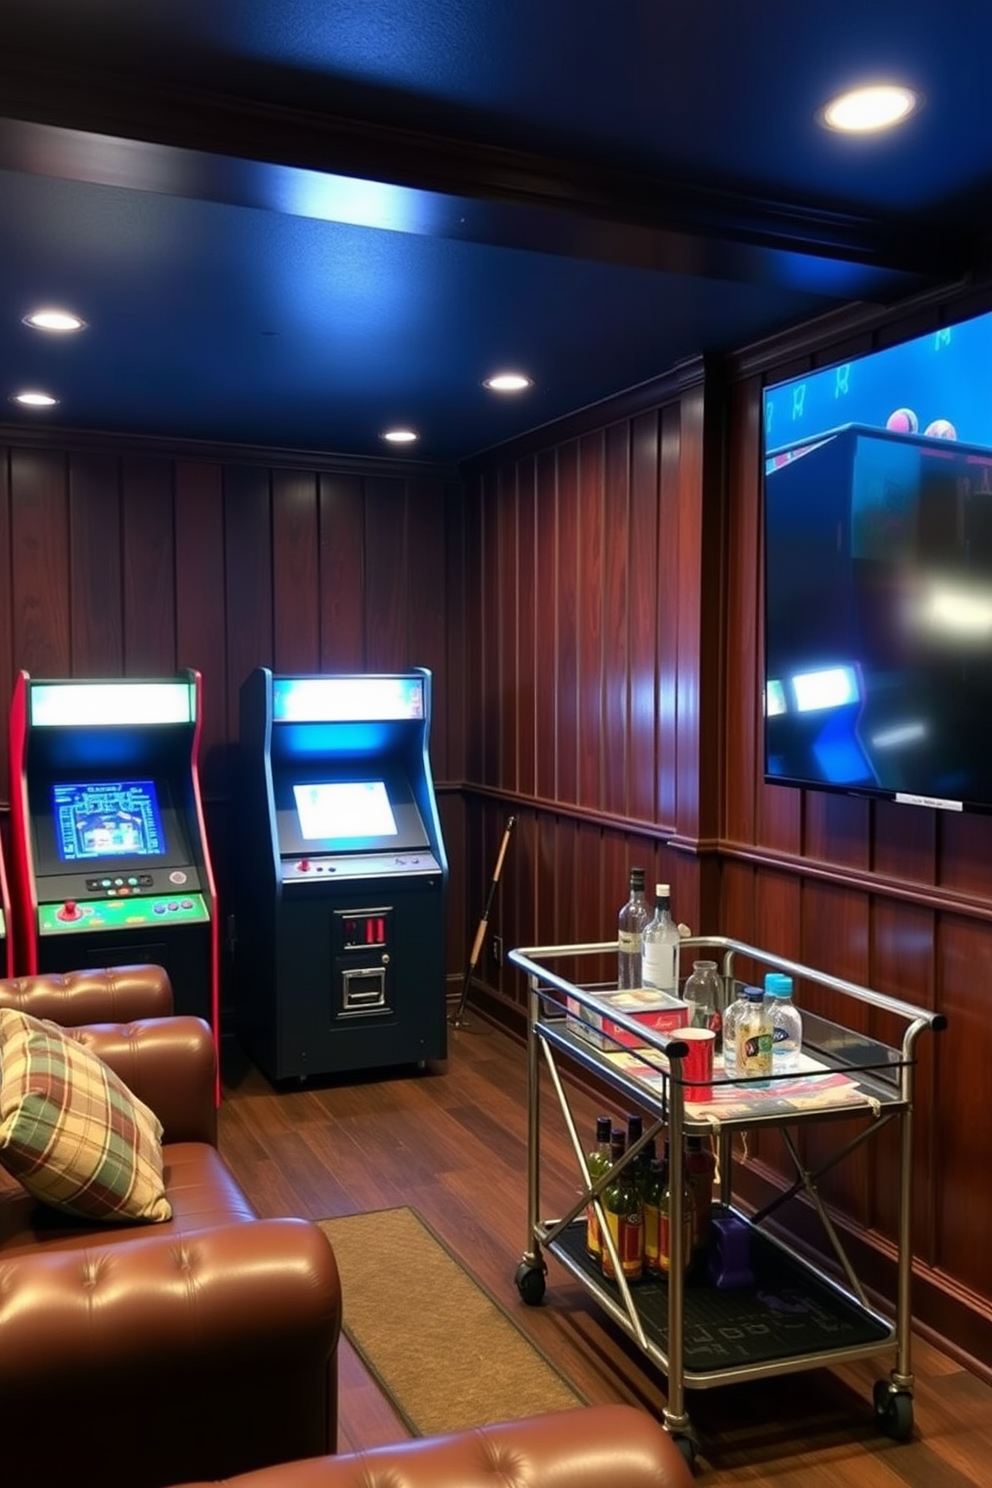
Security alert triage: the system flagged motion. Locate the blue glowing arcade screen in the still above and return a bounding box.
[292,780,398,842]
[52,780,167,862]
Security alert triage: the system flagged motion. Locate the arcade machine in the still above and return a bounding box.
[8,671,220,1044]
[237,667,448,1083]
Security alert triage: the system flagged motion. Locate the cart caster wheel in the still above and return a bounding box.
[873,1380,913,1440]
[670,1434,698,1472]
[514,1260,547,1306]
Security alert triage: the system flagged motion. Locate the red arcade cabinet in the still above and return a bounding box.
[8,671,219,1047]
[0,832,13,978]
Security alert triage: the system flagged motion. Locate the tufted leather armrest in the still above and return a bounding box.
[0,964,174,1024]
[71,1015,218,1145]
[169,1403,692,1488]
[0,1217,342,1488]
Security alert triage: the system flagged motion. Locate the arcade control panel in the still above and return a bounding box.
[37,866,209,935]
[280,850,442,882]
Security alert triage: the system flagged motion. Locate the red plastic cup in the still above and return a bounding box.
[672,1026,715,1095]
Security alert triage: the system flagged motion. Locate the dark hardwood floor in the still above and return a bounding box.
[217,1006,992,1485]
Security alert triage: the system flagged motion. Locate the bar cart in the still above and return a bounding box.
[508,936,946,1469]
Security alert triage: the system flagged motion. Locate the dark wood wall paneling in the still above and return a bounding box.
[6,277,992,1381]
[0,441,466,1001]
[459,300,992,1380]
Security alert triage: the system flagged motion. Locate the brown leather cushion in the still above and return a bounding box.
[0,1140,256,1256]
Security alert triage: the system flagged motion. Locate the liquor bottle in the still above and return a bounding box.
[735,986,773,1086]
[684,1134,717,1260]
[617,868,651,990]
[642,1153,665,1274]
[642,882,680,994]
[658,1141,692,1276]
[584,1115,613,1258]
[765,972,803,1074]
[601,1128,643,1282]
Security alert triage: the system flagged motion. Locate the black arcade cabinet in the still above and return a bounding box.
[8,671,220,1043]
[236,668,448,1083]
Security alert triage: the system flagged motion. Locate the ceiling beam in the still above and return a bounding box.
[0,47,952,297]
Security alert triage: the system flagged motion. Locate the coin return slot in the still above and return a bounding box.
[341,966,387,1014]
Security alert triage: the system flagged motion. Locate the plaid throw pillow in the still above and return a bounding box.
[0,1007,172,1223]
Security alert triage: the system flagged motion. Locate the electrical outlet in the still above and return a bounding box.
[492,934,504,966]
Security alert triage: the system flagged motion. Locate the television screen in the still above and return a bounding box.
[52,780,168,861]
[763,308,992,813]
[292,780,398,842]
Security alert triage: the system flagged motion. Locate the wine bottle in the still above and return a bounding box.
[601,1128,643,1282]
[643,1154,665,1274]
[584,1115,613,1258]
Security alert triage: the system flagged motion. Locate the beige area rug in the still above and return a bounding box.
[319,1206,585,1436]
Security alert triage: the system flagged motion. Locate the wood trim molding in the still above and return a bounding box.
[0,421,458,481]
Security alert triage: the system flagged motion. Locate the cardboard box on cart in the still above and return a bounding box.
[566,988,691,1050]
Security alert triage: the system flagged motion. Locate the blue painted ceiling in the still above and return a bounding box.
[1,0,990,465]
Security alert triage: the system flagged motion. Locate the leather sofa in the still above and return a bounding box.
[0,967,342,1488]
[170,1404,694,1488]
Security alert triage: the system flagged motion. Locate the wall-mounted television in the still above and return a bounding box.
[762,306,992,815]
[52,779,167,861]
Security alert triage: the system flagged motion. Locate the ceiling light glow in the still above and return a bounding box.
[484,372,533,393]
[819,84,919,133]
[23,308,87,332]
[381,428,418,444]
[12,390,59,407]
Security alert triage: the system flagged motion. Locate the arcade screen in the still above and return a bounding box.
[293,780,398,842]
[763,305,992,813]
[52,780,167,862]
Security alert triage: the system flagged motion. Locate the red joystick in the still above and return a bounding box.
[58,900,83,922]
[298,859,311,872]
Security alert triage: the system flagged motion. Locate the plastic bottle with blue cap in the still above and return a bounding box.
[765,972,802,1074]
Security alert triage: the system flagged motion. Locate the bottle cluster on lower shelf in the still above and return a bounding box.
[584,1113,717,1284]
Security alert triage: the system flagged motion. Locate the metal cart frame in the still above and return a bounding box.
[508,936,946,1467]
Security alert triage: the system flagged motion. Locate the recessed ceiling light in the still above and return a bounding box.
[22,308,87,333]
[819,84,920,133]
[483,372,533,393]
[381,428,419,444]
[12,390,59,407]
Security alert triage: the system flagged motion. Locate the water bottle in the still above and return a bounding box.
[721,984,752,1077]
[735,986,773,1086]
[765,972,802,1074]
